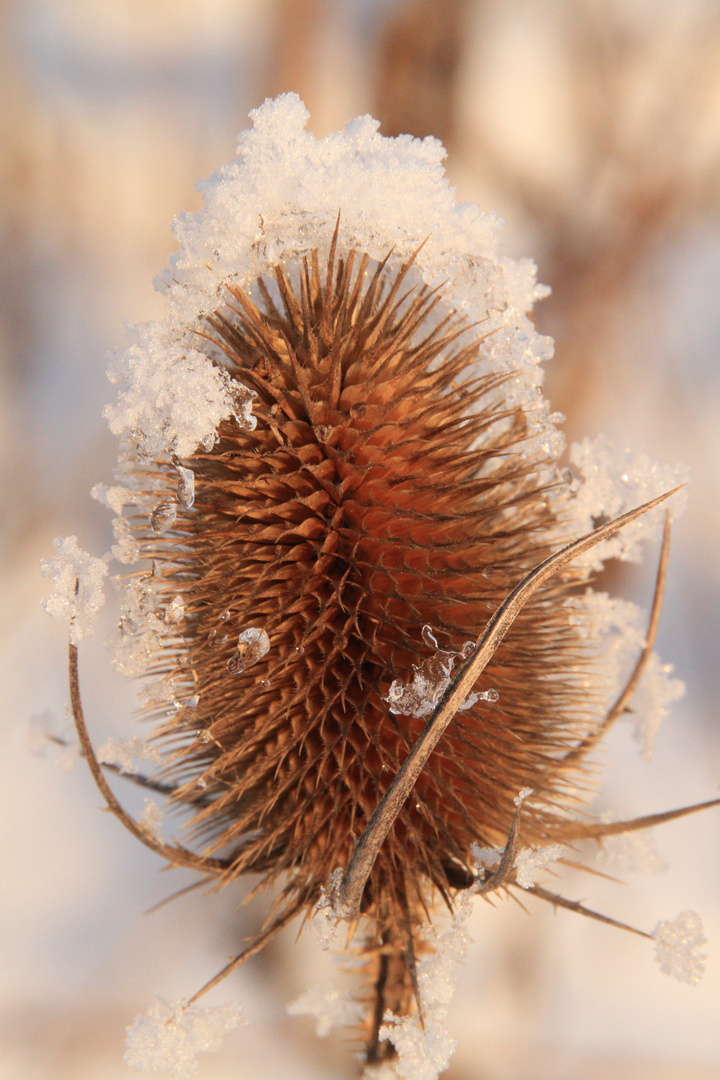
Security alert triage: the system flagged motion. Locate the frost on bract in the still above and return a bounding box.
[124,999,244,1077]
[41,535,107,646]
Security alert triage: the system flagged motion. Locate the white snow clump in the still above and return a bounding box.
[124,998,244,1077]
[41,535,108,645]
[105,325,255,460]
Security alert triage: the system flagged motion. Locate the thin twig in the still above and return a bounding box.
[475,803,524,896]
[556,796,720,843]
[530,884,653,938]
[68,643,227,876]
[187,899,305,1003]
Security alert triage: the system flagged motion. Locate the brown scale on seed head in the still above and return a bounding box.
[122,235,610,1058]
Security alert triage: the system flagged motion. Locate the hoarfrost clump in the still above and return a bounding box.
[568,435,689,567]
[514,844,563,889]
[97,735,162,774]
[652,911,707,985]
[139,799,164,841]
[90,482,138,514]
[287,986,365,1037]
[105,324,256,460]
[596,816,667,877]
[312,868,344,949]
[124,998,244,1077]
[565,590,683,755]
[41,536,108,646]
[470,844,502,876]
[626,651,685,759]
[112,516,141,565]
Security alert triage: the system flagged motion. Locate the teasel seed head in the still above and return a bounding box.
[54,95,699,1069]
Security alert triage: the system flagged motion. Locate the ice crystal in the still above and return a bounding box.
[124,998,244,1077]
[652,911,707,985]
[40,535,108,646]
[384,639,489,718]
[568,435,689,567]
[139,799,164,842]
[225,627,270,675]
[312,868,344,949]
[514,844,563,889]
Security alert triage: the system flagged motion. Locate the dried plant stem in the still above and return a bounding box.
[558,797,720,843]
[472,803,526,895]
[68,643,227,876]
[530,885,653,939]
[337,490,679,918]
[186,899,305,1004]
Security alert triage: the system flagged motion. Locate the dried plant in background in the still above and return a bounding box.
[41,95,718,1078]
[372,0,720,444]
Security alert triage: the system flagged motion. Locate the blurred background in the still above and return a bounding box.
[2,1,720,1077]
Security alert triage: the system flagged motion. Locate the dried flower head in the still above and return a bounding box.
[46,95,718,1076]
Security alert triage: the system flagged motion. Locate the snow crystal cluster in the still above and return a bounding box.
[124,999,244,1077]
[652,911,707,985]
[567,435,689,567]
[40,536,108,646]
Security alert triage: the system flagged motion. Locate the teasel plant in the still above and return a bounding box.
[40,94,719,1078]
